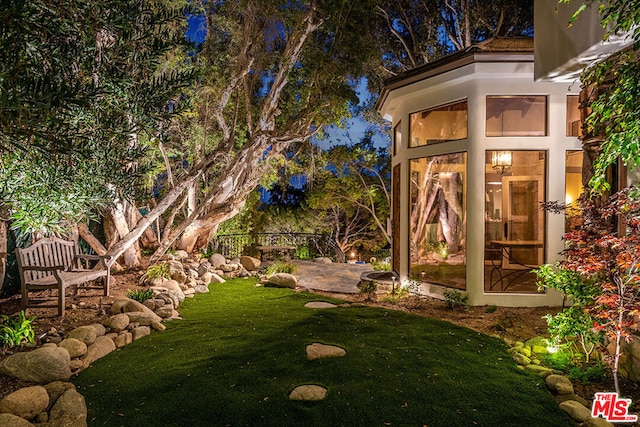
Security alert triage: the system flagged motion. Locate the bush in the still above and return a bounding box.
[371,260,391,271]
[142,263,171,282]
[442,289,469,310]
[358,280,377,300]
[0,311,35,349]
[266,261,296,276]
[568,364,606,384]
[126,288,155,302]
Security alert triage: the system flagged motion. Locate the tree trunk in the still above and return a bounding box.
[0,220,7,294]
[78,223,123,271]
[109,201,141,267]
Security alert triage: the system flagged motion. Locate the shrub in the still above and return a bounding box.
[442,289,469,310]
[142,263,171,282]
[371,259,391,271]
[127,288,155,302]
[485,305,498,314]
[266,261,296,276]
[0,311,35,349]
[568,364,606,384]
[358,280,377,300]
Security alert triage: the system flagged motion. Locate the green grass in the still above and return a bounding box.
[74,279,571,427]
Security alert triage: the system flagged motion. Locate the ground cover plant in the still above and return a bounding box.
[74,279,571,426]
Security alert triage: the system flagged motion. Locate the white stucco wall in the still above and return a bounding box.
[382,57,583,307]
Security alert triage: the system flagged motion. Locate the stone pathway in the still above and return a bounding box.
[288,301,350,402]
[294,260,370,294]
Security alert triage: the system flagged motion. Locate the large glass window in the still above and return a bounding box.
[566,95,583,137]
[393,122,401,156]
[409,100,467,147]
[565,151,584,231]
[486,96,547,136]
[410,153,466,289]
[484,151,546,293]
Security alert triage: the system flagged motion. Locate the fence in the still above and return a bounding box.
[208,233,345,263]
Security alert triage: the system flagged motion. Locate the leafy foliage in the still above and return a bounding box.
[442,289,469,310]
[126,288,155,302]
[142,263,172,282]
[0,311,35,349]
[265,261,296,276]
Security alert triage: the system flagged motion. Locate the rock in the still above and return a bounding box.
[155,279,184,293]
[289,385,327,401]
[160,254,175,261]
[306,343,347,360]
[219,264,235,273]
[171,270,187,283]
[155,306,174,318]
[47,388,87,427]
[131,326,151,340]
[142,299,157,311]
[151,321,166,331]
[110,298,158,316]
[81,336,116,368]
[66,326,98,346]
[200,272,213,284]
[185,278,198,288]
[0,413,34,426]
[197,262,211,276]
[125,311,162,326]
[184,288,196,296]
[266,273,297,288]
[545,374,574,395]
[209,253,226,269]
[104,313,130,333]
[555,393,589,407]
[172,250,189,260]
[0,386,49,419]
[209,273,225,284]
[187,269,199,280]
[558,400,591,422]
[524,364,551,374]
[520,346,532,357]
[58,338,87,358]
[511,352,531,365]
[313,257,332,264]
[69,359,85,372]
[194,284,209,294]
[113,332,133,348]
[0,347,71,383]
[239,256,261,271]
[87,324,106,337]
[43,382,76,412]
[304,302,337,309]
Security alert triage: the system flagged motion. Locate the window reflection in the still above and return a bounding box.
[409,100,467,147]
[486,96,547,137]
[410,153,466,289]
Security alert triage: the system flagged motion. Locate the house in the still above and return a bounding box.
[376,37,583,307]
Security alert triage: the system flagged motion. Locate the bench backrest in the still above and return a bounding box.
[16,237,79,283]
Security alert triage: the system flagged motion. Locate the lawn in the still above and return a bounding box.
[74,279,572,426]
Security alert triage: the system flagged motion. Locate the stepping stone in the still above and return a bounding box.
[289,385,328,401]
[304,302,337,309]
[306,343,347,360]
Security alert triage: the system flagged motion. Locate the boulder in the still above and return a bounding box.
[66,326,97,346]
[0,413,34,426]
[306,343,347,360]
[104,314,130,333]
[155,279,181,292]
[47,388,87,427]
[219,264,235,273]
[0,347,71,383]
[200,272,213,284]
[87,324,106,337]
[239,256,261,271]
[111,298,161,319]
[142,299,157,311]
[131,326,151,341]
[151,321,166,332]
[197,262,212,277]
[209,273,225,284]
[209,253,226,269]
[125,311,162,326]
[81,336,116,368]
[266,273,297,288]
[545,374,574,395]
[113,332,133,348]
[58,338,87,359]
[171,270,187,283]
[555,393,589,407]
[304,302,337,309]
[172,250,189,260]
[559,400,591,422]
[194,285,209,294]
[43,382,76,412]
[288,385,327,401]
[0,386,49,420]
[154,306,174,318]
[313,257,332,264]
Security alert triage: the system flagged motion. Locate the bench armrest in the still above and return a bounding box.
[74,254,112,270]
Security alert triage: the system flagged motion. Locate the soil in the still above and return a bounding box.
[2,268,640,418]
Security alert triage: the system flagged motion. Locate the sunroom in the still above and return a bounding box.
[377,38,584,307]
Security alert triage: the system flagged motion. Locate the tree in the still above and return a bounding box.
[103,0,381,264]
[307,135,391,254]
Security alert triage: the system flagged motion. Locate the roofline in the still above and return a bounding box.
[375,50,534,114]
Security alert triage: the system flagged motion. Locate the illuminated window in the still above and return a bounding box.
[410,153,466,289]
[566,95,583,137]
[486,96,547,137]
[565,151,584,231]
[409,100,467,147]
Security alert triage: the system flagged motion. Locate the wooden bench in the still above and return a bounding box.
[255,245,296,262]
[16,237,112,316]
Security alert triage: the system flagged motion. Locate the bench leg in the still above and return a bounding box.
[58,283,65,317]
[284,250,291,263]
[104,271,110,297]
[21,283,29,312]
